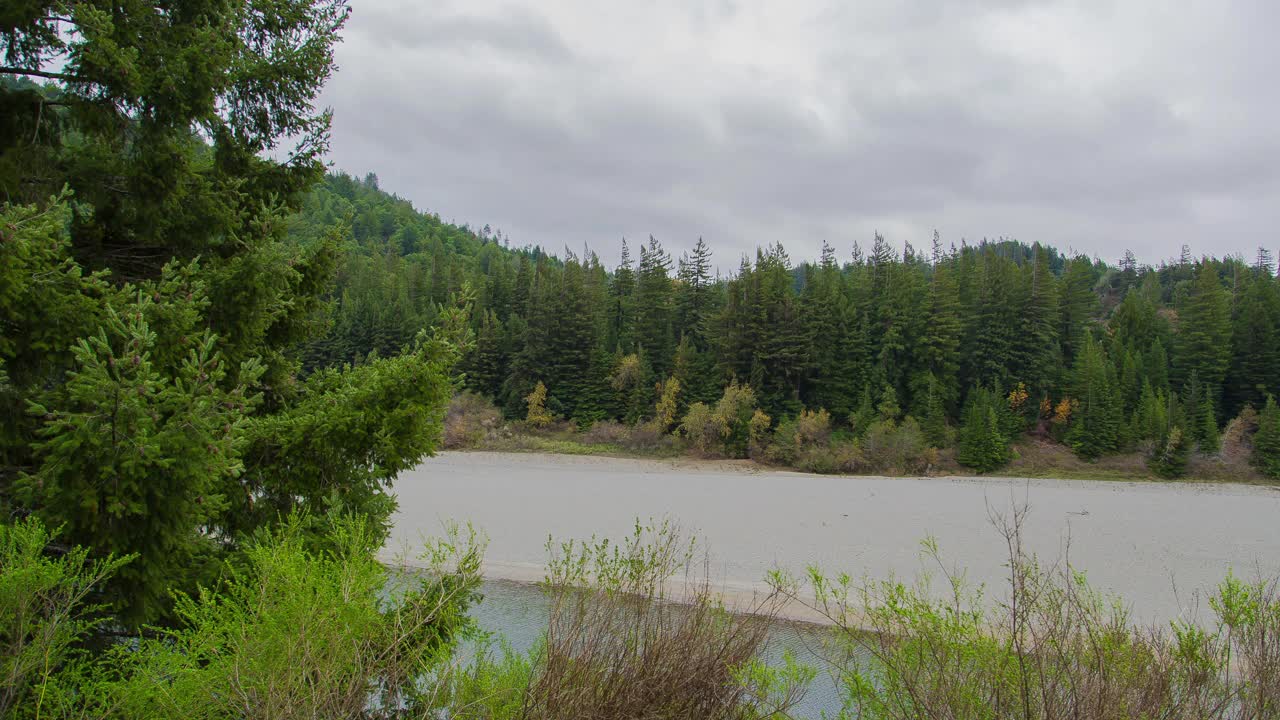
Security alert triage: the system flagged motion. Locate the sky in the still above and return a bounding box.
[319,0,1280,270]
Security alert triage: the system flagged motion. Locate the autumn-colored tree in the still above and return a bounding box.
[525,381,554,428]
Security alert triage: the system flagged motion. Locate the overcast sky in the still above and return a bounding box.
[319,0,1279,269]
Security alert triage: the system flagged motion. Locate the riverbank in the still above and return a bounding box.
[444,393,1277,486]
[460,432,1276,486]
[387,451,1280,627]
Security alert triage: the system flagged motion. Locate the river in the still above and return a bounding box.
[386,451,1280,716]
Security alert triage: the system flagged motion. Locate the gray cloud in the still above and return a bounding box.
[321,0,1280,269]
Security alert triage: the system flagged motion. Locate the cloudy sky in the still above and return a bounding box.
[319,0,1279,269]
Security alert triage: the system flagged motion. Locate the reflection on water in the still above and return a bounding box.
[468,578,846,719]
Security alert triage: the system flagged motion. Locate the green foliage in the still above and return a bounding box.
[110,514,482,718]
[957,387,1011,473]
[235,336,456,545]
[1254,396,1280,479]
[19,283,259,621]
[0,518,130,718]
[1066,333,1122,460]
[678,381,761,458]
[287,171,1280,474]
[1150,426,1190,479]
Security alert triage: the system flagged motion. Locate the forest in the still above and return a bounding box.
[1,1,1279,718]
[295,171,1280,479]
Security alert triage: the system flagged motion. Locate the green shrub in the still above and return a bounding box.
[0,518,130,718]
[862,417,936,474]
[111,514,483,719]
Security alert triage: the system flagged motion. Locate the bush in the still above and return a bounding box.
[678,381,762,458]
[679,401,724,454]
[1,515,483,718]
[0,518,130,718]
[452,521,809,720]
[862,417,937,474]
[580,419,633,446]
[444,392,504,449]
[112,514,483,718]
[795,408,832,445]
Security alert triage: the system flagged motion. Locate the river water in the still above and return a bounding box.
[387,451,1280,717]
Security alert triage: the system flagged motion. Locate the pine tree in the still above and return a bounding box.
[1066,334,1121,459]
[634,236,675,375]
[1174,261,1231,399]
[1150,426,1189,479]
[957,387,1011,473]
[1253,395,1280,479]
[1011,244,1061,394]
[1059,256,1098,367]
[919,234,962,412]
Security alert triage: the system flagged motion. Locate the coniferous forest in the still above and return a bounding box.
[294,172,1280,479]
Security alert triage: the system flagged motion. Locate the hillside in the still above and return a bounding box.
[293,171,1280,480]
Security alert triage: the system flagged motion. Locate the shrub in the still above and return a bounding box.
[112,514,483,718]
[678,382,762,458]
[862,417,936,474]
[580,419,633,446]
[679,401,724,454]
[444,392,504,449]
[453,521,809,720]
[795,408,832,445]
[0,518,130,718]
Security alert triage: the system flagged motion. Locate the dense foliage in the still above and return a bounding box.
[298,175,1280,475]
[1,0,462,627]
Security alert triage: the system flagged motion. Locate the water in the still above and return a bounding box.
[468,578,846,718]
[388,451,1280,717]
[390,452,1280,625]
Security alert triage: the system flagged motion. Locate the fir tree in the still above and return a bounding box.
[1150,426,1189,479]
[1253,395,1280,479]
[957,387,1011,473]
[1174,261,1231,400]
[1066,334,1121,459]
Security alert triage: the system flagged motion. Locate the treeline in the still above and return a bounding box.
[298,175,1280,476]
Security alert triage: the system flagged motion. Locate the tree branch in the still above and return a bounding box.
[0,66,80,83]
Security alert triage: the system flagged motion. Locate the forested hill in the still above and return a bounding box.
[295,171,1280,472]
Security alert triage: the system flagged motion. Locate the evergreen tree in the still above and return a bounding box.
[1253,395,1280,479]
[1174,261,1231,403]
[1150,426,1189,479]
[634,236,675,375]
[957,387,1011,473]
[1059,256,1099,367]
[1066,334,1121,459]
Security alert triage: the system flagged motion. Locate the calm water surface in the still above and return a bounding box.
[391,452,1280,626]
[394,452,1280,718]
